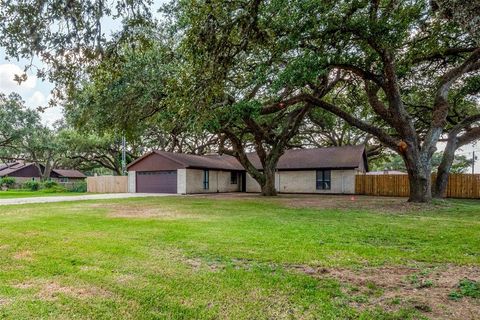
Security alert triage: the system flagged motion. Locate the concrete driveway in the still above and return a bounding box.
[0,193,175,206]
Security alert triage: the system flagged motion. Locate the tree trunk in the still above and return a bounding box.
[261,166,277,196]
[403,152,433,202]
[407,171,431,202]
[433,139,457,198]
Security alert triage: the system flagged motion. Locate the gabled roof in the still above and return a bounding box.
[128,145,367,171]
[51,169,87,178]
[127,150,242,171]
[0,162,85,178]
[0,162,34,177]
[245,145,367,170]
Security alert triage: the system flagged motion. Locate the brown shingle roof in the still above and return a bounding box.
[129,145,366,171]
[51,169,87,178]
[0,162,32,177]
[0,162,85,178]
[153,151,242,170]
[247,145,367,170]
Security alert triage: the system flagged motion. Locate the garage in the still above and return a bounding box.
[136,170,177,193]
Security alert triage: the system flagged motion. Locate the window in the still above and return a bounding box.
[230,171,238,184]
[316,170,331,190]
[203,170,209,190]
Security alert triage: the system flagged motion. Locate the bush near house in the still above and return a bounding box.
[69,181,87,192]
[23,180,40,191]
[0,177,16,188]
[42,180,59,189]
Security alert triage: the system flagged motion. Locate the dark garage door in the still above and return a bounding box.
[136,170,177,193]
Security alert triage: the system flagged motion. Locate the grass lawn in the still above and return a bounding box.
[0,190,86,199]
[0,195,479,319]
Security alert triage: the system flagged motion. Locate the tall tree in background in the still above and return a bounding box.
[297,85,384,161]
[0,93,38,149]
[0,0,152,104]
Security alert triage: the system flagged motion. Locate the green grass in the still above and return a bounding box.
[0,196,479,319]
[0,190,86,198]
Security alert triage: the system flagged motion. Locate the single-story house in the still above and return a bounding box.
[0,162,86,183]
[127,145,368,194]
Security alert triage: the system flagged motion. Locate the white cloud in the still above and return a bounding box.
[0,63,37,93]
[27,90,47,108]
[25,91,63,127]
[40,105,64,127]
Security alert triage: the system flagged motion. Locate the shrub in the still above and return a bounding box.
[0,177,16,188]
[42,185,67,193]
[42,180,59,189]
[70,181,87,193]
[23,180,40,191]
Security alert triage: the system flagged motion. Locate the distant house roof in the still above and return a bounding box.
[0,162,36,177]
[0,162,85,179]
[51,169,87,179]
[128,145,368,171]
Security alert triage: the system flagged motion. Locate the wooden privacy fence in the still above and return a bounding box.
[355,174,480,199]
[87,176,128,193]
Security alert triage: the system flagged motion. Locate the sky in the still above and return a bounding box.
[0,1,479,172]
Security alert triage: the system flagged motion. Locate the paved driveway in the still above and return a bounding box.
[0,193,175,206]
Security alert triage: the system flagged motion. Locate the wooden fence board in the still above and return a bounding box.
[355,174,480,199]
[87,176,128,193]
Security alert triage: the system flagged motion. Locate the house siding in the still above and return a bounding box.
[243,169,358,194]
[278,169,356,194]
[185,169,239,193]
[177,169,187,194]
[127,153,185,171]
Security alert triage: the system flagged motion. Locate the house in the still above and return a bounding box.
[0,162,86,183]
[127,145,368,194]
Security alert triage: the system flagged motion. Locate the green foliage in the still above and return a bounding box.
[41,185,68,193]
[0,177,16,188]
[449,279,480,301]
[42,180,59,189]
[0,93,39,150]
[70,181,87,193]
[0,0,151,103]
[371,152,473,173]
[23,180,40,191]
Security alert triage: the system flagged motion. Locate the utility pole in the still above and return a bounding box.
[122,135,126,176]
[472,151,476,175]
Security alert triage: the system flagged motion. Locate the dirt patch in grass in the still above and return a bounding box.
[14,279,112,301]
[290,264,480,319]
[0,297,11,306]
[90,203,205,220]
[12,250,34,261]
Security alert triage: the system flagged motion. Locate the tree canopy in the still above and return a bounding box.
[1,0,478,201]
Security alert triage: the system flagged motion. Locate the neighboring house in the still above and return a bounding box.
[127,145,368,194]
[0,162,86,183]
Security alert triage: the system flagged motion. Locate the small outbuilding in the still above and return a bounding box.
[127,145,368,194]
